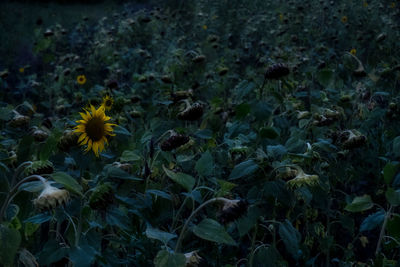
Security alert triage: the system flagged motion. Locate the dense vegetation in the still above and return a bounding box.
[0,0,400,266]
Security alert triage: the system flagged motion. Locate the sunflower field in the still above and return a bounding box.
[0,0,400,266]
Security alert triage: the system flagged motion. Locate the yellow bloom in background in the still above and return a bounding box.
[391,2,396,8]
[202,25,208,30]
[363,2,368,7]
[74,105,116,157]
[19,67,25,73]
[341,16,348,23]
[101,95,114,111]
[279,13,284,22]
[77,75,87,85]
[350,48,357,55]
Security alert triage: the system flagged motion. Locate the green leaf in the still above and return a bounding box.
[162,165,195,191]
[360,210,385,232]
[393,136,400,157]
[69,244,96,267]
[229,160,258,180]
[216,179,237,197]
[344,195,374,212]
[316,69,334,88]
[145,225,177,245]
[383,162,398,184]
[6,204,19,221]
[106,166,142,181]
[24,222,40,238]
[195,150,214,176]
[253,246,280,267]
[154,250,186,267]
[120,150,141,162]
[113,125,131,136]
[235,103,251,119]
[40,130,61,161]
[24,213,52,224]
[278,220,301,260]
[106,208,131,230]
[0,224,21,266]
[259,127,279,139]
[192,218,237,246]
[386,188,400,206]
[51,172,82,196]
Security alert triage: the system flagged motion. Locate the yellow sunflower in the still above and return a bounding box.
[77,75,86,85]
[74,105,116,157]
[350,48,357,56]
[341,16,348,23]
[101,95,114,111]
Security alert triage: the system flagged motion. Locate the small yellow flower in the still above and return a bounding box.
[202,25,208,30]
[19,67,25,73]
[341,16,348,23]
[101,95,114,111]
[74,105,117,157]
[390,2,396,8]
[363,1,368,7]
[279,13,284,22]
[350,48,357,56]
[77,75,87,85]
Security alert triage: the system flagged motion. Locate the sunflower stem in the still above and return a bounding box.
[174,197,230,253]
[0,175,46,223]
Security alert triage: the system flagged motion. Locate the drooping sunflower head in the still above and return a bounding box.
[74,105,116,157]
[77,75,86,85]
[101,95,114,111]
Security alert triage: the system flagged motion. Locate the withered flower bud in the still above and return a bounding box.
[89,183,114,210]
[177,102,204,121]
[218,199,248,224]
[161,75,173,84]
[32,129,49,142]
[34,181,69,210]
[9,113,30,128]
[184,251,202,267]
[264,63,290,80]
[160,132,190,151]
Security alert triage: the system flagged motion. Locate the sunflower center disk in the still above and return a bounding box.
[85,117,105,142]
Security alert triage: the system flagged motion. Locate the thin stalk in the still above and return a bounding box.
[248,222,258,267]
[375,205,393,255]
[174,197,230,252]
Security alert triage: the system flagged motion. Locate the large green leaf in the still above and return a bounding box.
[344,195,374,212]
[278,220,301,260]
[383,162,398,185]
[360,210,385,232]
[163,165,195,191]
[0,224,21,266]
[192,218,237,246]
[145,225,177,245]
[120,150,141,162]
[229,160,258,180]
[195,150,214,176]
[386,188,400,206]
[51,172,83,196]
[154,250,186,267]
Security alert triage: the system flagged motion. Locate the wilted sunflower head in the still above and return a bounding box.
[33,180,69,210]
[101,95,114,111]
[74,105,117,157]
